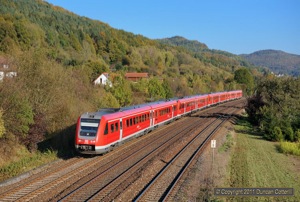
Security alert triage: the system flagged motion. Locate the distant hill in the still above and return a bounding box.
[157,36,254,70]
[240,50,300,76]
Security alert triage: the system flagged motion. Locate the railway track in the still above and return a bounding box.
[0,99,245,202]
[134,108,238,201]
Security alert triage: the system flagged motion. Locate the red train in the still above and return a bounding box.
[75,90,242,154]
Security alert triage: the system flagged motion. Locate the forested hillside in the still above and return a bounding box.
[241,50,300,76]
[0,0,257,157]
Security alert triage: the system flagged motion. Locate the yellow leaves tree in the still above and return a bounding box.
[0,109,5,138]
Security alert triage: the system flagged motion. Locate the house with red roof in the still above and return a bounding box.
[125,72,149,82]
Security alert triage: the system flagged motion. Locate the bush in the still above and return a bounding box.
[284,127,294,141]
[278,141,300,156]
[272,126,283,141]
[295,130,300,142]
[0,88,34,139]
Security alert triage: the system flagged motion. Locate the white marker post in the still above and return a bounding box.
[211,139,216,167]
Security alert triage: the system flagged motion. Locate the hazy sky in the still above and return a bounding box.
[46,0,300,55]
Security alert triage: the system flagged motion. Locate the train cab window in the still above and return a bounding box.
[104,123,108,135]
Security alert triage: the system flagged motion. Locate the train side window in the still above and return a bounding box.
[136,117,139,124]
[126,119,129,127]
[111,124,115,133]
[115,123,119,131]
[130,118,133,126]
[104,123,108,135]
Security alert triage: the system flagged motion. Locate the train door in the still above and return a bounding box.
[150,110,154,127]
[119,119,123,141]
[172,104,176,117]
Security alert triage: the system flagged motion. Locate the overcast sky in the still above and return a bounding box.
[46,0,300,55]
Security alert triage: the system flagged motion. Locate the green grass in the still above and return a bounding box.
[219,133,234,153]
[224,116,300,202]
[0,149,58,182]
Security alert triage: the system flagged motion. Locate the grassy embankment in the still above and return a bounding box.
[0,147,57,182]
[221,116,300,202]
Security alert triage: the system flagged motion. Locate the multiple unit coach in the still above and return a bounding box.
[75,90,242,154]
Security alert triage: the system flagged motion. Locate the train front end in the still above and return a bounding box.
[75,112,102,154]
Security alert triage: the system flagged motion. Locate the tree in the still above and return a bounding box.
[110,75,132,106]
[162,79,174,99]
[234,68,254,96]
[0,109,5,138]
[246,77,300,142]
[148,77,166,100]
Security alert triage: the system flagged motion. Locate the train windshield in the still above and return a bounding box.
[80,118,100,137]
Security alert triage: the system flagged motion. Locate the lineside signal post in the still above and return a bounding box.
[211,139,216,184]
[211,139,216,180]
[211,139,216,165]
[211,139,216,148]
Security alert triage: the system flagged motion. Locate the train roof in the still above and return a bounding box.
[120,101,165,111]
[99,100,178,121]
[80,108,121,119]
